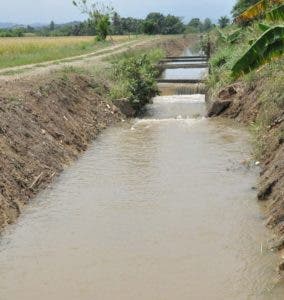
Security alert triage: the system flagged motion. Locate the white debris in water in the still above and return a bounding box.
[153,94,205,104]
[131,117,204,130]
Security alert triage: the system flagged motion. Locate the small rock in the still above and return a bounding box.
[207,100,232,117]
[255,161,260,166]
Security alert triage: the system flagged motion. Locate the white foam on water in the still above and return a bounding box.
[131,117,205,130]
[153,94,205,104]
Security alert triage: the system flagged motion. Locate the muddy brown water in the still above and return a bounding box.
[0,54,284,299]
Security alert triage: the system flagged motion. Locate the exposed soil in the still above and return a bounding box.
[0,36,193,230]
[207,77,284,254]
[0,74,125,229]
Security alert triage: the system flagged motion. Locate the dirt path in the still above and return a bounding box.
[0,36,161,81]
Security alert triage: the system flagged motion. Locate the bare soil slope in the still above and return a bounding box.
[0,36,193,230]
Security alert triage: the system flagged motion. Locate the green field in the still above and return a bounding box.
[0,35,139,69]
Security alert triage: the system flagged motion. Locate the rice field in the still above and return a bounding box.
[0,35,137,69]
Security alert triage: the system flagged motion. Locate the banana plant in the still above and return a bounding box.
[266,3,284,21]
[236,0,266,23]
[258,22,271,31]
[217,28,242,43]
[232,25,284,77]
[216,28,227,41]
[235,0,283,24]
[227,29,243,43]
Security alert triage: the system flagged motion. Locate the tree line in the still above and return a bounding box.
[3,0,260,38]
[0,0,236,39]
[0,14,231,38]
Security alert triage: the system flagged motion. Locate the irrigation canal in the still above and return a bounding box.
[0,48,283,299]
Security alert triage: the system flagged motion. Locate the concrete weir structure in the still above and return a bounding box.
[157,55,208,94]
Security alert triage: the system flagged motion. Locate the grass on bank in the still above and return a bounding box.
[206,20,283,93]
[206,21,284,160]
[0,35,138,69]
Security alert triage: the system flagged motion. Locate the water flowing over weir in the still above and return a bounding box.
[0,48,284,299]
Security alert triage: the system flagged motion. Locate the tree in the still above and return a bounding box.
[202,18,213,32]
[144,12,165,34]
[142,13,185,35]
[231,0,259,17]
[13,28,24,37]
[27,25,35,33]
[73,0,113,41]
[218,16,230,28]
[121,17,143,34]
[163,15,185,34]
[49,21,55,31]
[188,18,202,30]
[143,20,156,35]
[112,12,122,35]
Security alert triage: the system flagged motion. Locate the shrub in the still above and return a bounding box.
[110,49,164,111]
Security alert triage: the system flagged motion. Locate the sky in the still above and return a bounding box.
[0,0,236,24]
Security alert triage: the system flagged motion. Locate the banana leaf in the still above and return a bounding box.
[235,0,266,23]
[227,29,243,43]
[216,28,227,42]
[258,23,271,31]
[266,3,284,21]
[232,25,284,77]
[235,0,283,23]
[217,28,242,43]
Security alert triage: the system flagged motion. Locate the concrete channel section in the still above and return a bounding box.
[158,55,209,85]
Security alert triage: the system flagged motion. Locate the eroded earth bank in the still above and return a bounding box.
[207,57,284,270]
[0,36,192,229]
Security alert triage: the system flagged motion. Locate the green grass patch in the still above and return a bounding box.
[0,37,133,69]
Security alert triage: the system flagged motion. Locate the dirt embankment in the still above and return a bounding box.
[207,68,284,258]
[0,74,124,228]
[0,36,192,230]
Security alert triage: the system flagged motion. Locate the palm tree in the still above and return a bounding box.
[218,16,230,28]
